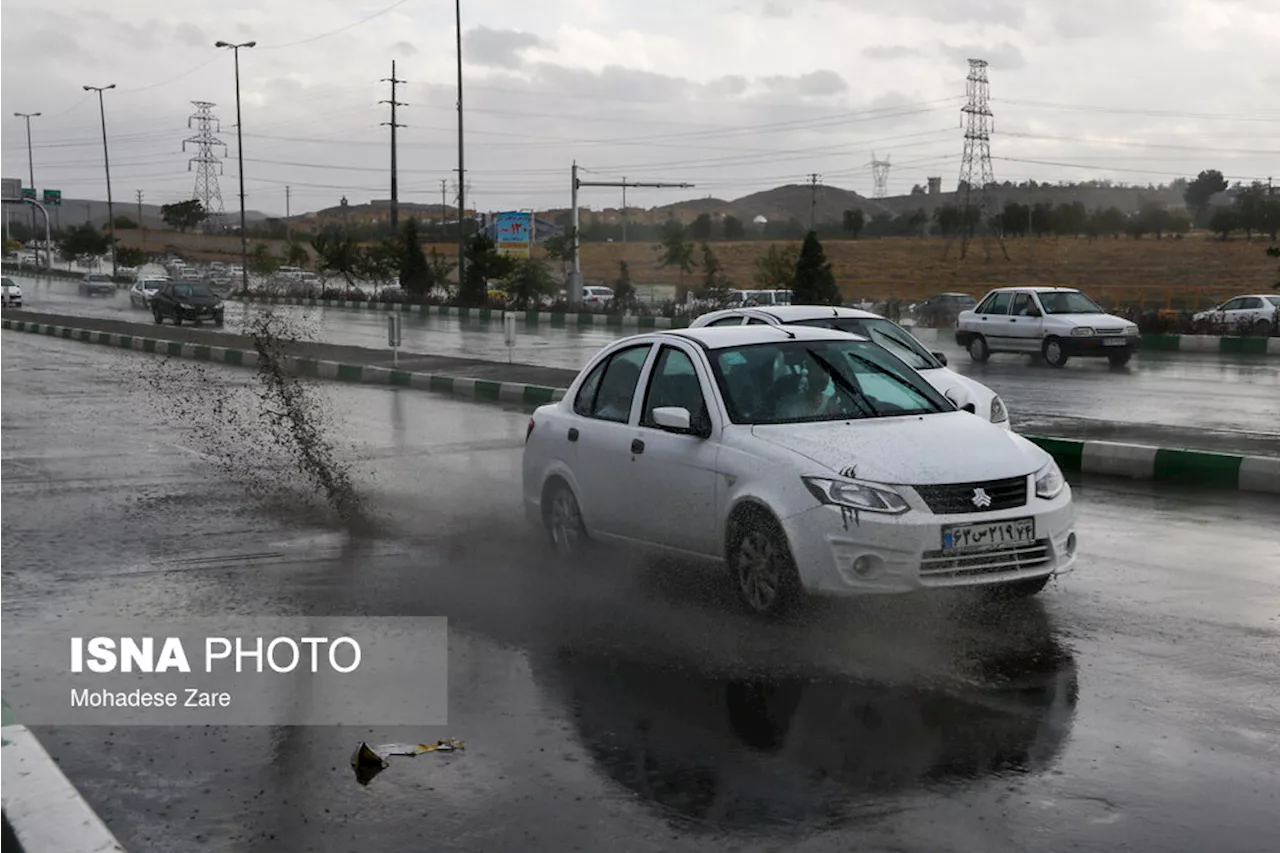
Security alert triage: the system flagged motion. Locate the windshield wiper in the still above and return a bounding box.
[842,351,946,414]
[806,349,879,416]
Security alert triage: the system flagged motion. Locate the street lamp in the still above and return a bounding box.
[83,85,117,280]
[215,40,256,295]
[13,111,41,240]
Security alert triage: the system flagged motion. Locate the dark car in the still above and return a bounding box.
[915,292,978,328]
[79,273,116,297]
[151,281,225,326]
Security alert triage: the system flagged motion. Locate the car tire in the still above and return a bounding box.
[542,479,587,557]
[967,335,990,363]
[726,506,801,618]
[1255,319,1272,337]
[172,313,182,327]
[153,309,163,324]
[987,574,1050,599]
[1042,337,1069,368]
[1107,351,1132,368]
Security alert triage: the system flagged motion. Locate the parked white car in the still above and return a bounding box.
[129,277,169,308]
[691,305,1010,428]
[582,285,615,311]
[1192,294,1279,335]
[522,326,1076,616]
[1,276,22,308]
[956,287,1140,368]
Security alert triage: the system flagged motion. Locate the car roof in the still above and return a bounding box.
[985,286,1081,294]
[694,305,882,326]
[665,324,868,350]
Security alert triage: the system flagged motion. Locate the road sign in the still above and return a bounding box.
[42,189,61,207]
[21,187,36,201]
[1,178,21,201]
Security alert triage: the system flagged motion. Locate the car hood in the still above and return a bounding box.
[916,367,995,405]
[750,412,1043,485]
[1044,312,1129,328]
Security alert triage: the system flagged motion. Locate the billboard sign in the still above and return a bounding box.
[495,211,534,259]
[2,178,23,201]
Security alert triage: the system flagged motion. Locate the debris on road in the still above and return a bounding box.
[351,739,466,784]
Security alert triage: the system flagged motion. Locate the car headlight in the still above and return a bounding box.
[802,476,910,515]
[180,303,195,310]
[1035,458,1066,500]
[1070,327,1095,337]
[1125,324,1139,336]
[990,395,1008,423]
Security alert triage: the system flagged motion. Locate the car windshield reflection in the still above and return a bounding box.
[792,318,941,370]
[1038,292,1103,314]
[709,340,950,425]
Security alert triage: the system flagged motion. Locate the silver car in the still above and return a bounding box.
[129,277,169,308]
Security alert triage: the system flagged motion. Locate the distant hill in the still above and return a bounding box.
[3,196,269,233]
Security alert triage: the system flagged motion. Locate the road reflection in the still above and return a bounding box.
[532,602,1077,833]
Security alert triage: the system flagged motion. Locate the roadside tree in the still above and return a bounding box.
[792,231,840,305]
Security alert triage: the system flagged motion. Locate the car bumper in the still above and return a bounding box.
[176,306,224,319]
[1060,335,1140,356]
[781,487,1077,596]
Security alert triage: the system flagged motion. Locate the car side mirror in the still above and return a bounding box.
[931,351,949,366]
[652,406,692,433]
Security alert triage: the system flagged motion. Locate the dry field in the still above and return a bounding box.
[125,230,1276,311]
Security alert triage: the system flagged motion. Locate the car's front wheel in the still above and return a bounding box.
[1108,351,1132,367]
[543,479,586,556]
[1042,337,1069,368]
[727,508,801,618]
[967,334,990,363]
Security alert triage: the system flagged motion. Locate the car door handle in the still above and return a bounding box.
[567,428,579,442]
[630,438,645,455]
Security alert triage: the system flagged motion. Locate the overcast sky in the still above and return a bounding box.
[3,0,1278,217]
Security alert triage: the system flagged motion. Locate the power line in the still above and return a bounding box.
[380,60,408,230]
[257,0,413,50]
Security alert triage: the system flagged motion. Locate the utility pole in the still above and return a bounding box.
[569,166,694,307]
[807,173,821,232]
[184,100,227,232]
[82,85,117,280]
[137,189,145,250]
[14,111,40,238]
[948,57,1008,261]
[380,60,407,233]
[621,177,627,243]
[215,39,256,294]
[870,152,891,199]
[454,0,467,295]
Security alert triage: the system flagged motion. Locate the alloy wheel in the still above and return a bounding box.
[736,531,781,613]
[548,488,582,555]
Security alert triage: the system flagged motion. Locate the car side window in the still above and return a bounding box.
[573,344,651,423]
[746,317,771,325]
[706,316,745,327]
[1011,293,1035,316]
[987,292,1013,315]
[641,346,710,431]
[1220,298,1242,311]
[1239,297,1262,309]
[975,294,997,313]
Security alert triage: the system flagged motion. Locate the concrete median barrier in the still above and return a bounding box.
[2,701,126,853]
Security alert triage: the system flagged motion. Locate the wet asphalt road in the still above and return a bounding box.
[8,273,1280,445]
[3,332,1279,853]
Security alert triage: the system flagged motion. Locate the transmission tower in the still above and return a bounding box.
[870,152,891,199]
[948,59,1008,260]
[183,101,227,231]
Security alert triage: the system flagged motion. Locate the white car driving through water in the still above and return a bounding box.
[522,326,1076,617]
[690,305,1010,428]
[956,286,1140,368]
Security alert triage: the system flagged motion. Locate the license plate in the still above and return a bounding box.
[942,517,1035,552]
[1104,338,1127,347]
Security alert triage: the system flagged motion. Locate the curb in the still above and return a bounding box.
[1,318,567,408]
[2,701,126,852]
[1025,435,1280,496]
[906,326,1279,355]
[6,318,1276,494]
[229,294,690,328]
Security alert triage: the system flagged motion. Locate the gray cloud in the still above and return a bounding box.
[820,0,1027,27]
[464,26,545,69]
[391,41,418,57]
[707,75,749,96]
[939,41,1027,70]
[762,1,792,17]
[175,22,206,48]
[862,45,923,60]
[760,69,848,97]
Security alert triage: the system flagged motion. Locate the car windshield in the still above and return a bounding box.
[87,275,110,282]
[790,317,942,370]
[173,284,215,298]
[1038,291,1103,314]
[709,339,951,425]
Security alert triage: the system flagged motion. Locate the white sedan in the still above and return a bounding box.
[690,305,1009,428]
[1192,294,1279,336]
[522,326,1076,617]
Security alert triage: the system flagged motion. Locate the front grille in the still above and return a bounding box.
[914,476,1027,514]
[1095,327,1125,335]
[919,540,1051,585]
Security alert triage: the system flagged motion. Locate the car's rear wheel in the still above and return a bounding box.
[967,335,990,363]
[543,479,586,557]
[1042,337,1069,368]
[1255,319,1272,337]
[727,508,801,618]
[987,574,1050,599]
[1107,351,1132,367]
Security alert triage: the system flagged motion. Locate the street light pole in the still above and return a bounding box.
[14,111,41,240]
[216,40,256,295]
[454,0,466,297]
[82,86,117,280]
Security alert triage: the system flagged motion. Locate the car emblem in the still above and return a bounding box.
[971,488,992,508]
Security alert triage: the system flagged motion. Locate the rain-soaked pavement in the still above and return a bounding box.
[3,331,1279,852]
[7,273,1280,445]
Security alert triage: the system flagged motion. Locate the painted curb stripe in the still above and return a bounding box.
[229,294,684,328]
[1083,441,1159,480]
[1025,436,1084,472]
[1153,447,1242,488]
